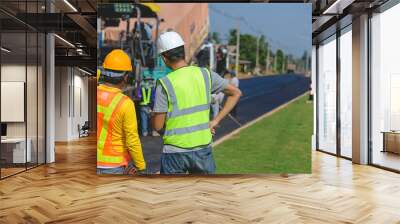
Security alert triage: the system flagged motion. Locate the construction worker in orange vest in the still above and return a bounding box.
[97,49,146,175]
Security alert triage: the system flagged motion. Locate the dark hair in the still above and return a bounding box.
[101,70,126,85]
[161,46,185,64]
[102,76,125,85]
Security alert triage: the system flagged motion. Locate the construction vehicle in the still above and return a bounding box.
[97,3,169,99]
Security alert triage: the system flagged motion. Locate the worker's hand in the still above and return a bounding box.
[136,169,148,175]
[124,166,137,175]
[209,120,219,135]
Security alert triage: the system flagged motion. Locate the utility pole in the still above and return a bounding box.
[305,51,309,75]
[255,36,260,75]
[283,56,286,73]
[235,18,240,77]
[265,44,269,74]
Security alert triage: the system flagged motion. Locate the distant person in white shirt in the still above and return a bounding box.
[211,94,219,119]
[211,92,225,119]
[224,70,239,118]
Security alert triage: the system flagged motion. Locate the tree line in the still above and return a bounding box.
[211,31,310,74]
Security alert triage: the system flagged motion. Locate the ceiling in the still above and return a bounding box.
[1,0,394,71]
[311,0,390,43]
[0,0,97,73]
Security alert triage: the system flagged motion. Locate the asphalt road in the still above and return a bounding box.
[141,74,310,173]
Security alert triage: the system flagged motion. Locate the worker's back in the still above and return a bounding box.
[159,66,212,149]
[97,84,145,169]
[154,31,239,174]
[165,66,210,109]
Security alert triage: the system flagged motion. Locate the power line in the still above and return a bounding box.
[209,6,278,50]
[209,5,240,21]
[209,5,303,55]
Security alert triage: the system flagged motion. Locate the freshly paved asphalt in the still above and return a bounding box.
[141,74,311,173]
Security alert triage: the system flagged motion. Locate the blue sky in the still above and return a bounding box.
[209,3,311,58]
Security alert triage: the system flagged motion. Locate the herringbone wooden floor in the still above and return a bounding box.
[1,136,400,224]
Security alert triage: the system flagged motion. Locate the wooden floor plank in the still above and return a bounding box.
[0,136,399,223]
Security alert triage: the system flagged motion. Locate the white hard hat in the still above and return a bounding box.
[157,31,185,54]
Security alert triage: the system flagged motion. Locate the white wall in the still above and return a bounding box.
[1,65,26,144]
[1,65,29,138]
[55,66,69,141]
[71,72,89,138]
[1,63,46,164]
[54,67,89,141]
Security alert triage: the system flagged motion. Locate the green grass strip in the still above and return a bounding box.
[214,95,312,174]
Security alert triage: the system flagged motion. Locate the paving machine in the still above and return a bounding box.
[98,3,169,99]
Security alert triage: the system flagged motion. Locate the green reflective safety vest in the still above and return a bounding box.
[159,66,212,149]
[140,87,152,106]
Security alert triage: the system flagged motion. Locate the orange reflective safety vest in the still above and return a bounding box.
[97,86,130,168]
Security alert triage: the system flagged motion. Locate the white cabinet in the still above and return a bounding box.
[1,138,31,163]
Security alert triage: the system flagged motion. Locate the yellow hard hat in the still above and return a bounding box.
[103,49,133,72]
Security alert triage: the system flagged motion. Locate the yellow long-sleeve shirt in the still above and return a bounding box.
[98,85,146,170]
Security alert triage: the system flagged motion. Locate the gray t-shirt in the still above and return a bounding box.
[153,69,229,153]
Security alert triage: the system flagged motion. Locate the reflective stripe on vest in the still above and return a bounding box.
[164,123,210,136]
[97,92,126,164]
[159,67,212,148]
[161,68,211,119]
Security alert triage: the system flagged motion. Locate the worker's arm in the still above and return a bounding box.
[208,71,242,134]
[151,82,168,133]
[209,84,242,134]
[152,112,166,132]
[122,100,146,170]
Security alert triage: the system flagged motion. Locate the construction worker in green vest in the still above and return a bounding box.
[139,78,154,136]
[152,31,242,174]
